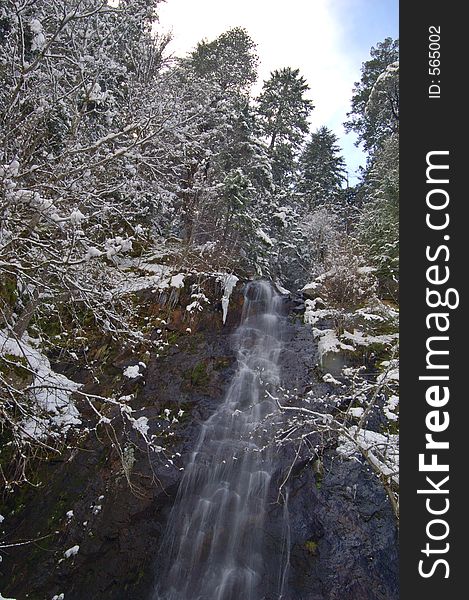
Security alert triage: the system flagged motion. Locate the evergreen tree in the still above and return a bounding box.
[185,27,258,94]
[344,37,399,154]
[256,67,314,185]
[297,126,347,205]
[357,133,399,297]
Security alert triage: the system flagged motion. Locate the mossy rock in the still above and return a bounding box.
[188,362,209,387]
[213,356,232,370]
[305,540,319,555]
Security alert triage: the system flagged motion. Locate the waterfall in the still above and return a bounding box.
[151,280,289,600]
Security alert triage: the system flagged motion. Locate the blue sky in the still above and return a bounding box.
[156,0,399,184]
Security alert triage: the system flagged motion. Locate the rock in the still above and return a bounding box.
[0,280,398,600]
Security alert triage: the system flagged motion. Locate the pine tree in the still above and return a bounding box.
[297,126,347,205]
[344,37,399,154]
[185,27,258,94]
[256,67,314,185]
[357,133,399,297]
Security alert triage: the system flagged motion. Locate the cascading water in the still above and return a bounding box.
[151,281,289,600]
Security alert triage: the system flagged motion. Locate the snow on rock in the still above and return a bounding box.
[323,373,343,386]
[342,329,399,347]
[170,273,185,289]
[384,394,399,421]
[337,426,399,485]
[313,328,354,362]
[64,545,79,559]
[0,330,82,440]
[52,595,65,600]
[354,308,385,322]
[66,510,74,520]
[115,274,169,294]
[301,281,321,299]
[123,365,142,379]
[112,263,181,296]
[303,300,335,325]
[218,274,239,325]
[0,593,17,600]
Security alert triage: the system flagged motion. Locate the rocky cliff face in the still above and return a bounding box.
[0,279,398,600]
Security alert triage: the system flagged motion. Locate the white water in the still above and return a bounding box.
[152,281,288,600]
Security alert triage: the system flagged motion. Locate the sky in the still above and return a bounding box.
[155,0,399,184]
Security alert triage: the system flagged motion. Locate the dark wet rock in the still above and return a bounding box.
[0,280,398,600]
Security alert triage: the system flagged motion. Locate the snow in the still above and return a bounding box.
[136,264,171,277]
[0,330,81,440]
[323,373,342,386]
[342,329,398,347]
[118,395,133,402]
[378,360,399,384]
[384,394,399,421]
[272,211,287,226]
[186,301,202,312]
[256,228,273,246]
[170,273,185,289]
[105,236,133,260]
[30,18,46,52]
[0,593,17,600]
[186,292,210,313]
[85,246,102,260]
[115,274,169,294]
[301,281,321,296]
[130,416,149,437]
[123,365,142,379]
[64,545,79,559]
[218,274,239,325]
[356,266,376,275]
[274,282,290,295]
[89,83,106,102]
[313,329,354,362]
[52,595,65,600]
[337,427,399,485]
[66,510,74,519]
[69,209,85,225]
[303,300,336,325]
[355,309,384,322]
[112,263,179,295]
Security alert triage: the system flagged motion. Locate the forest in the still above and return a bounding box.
[0,2,399,599]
